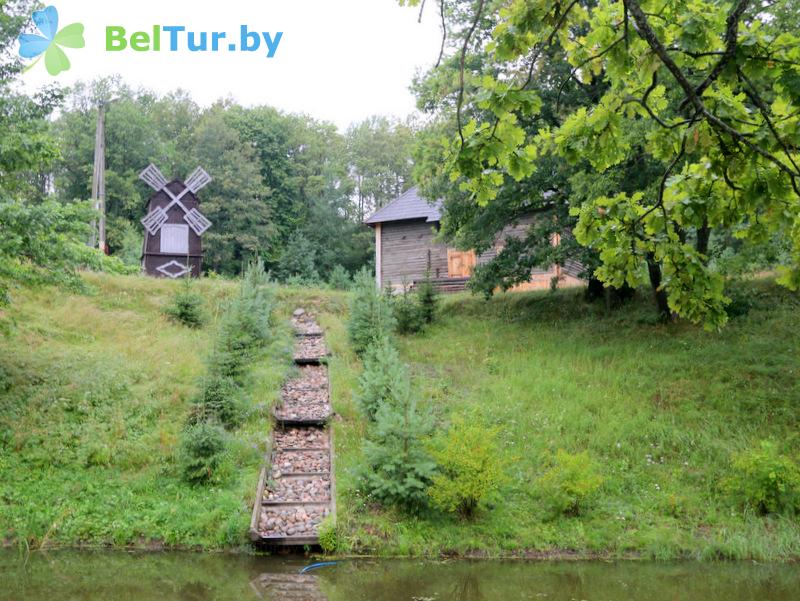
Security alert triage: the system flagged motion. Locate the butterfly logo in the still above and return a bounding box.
[18,6,85,76]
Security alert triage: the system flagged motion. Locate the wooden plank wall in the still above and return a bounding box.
[381,220,449,286]
[378,215,585,289]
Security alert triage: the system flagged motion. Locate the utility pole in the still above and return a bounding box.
[90,101,107,252]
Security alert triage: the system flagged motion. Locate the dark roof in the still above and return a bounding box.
[364,187,443,225]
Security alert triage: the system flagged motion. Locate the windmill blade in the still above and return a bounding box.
[184,208,212,235]
[141,206,169,234]
[139,164,168,191]
[184,167,212,193]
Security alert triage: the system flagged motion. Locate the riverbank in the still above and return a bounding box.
[0,273,291,549]
[2,274,799,560]
[319,278,800,561]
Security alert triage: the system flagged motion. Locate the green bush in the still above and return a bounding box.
[235,257,275,344]
[537,449,603,517]
[190,375,243,430]
[328,264,352,290]
[356,336,407,421]
[317,517,339,553]
[427,418,507,518]
[358,379,436,512]
[163,278,205,328]
[416,271,439,324]
[725,440,800,515]
[347,269,396,357]
[392,287,425,334]
[178,421,229,484]
[209,258,275,379]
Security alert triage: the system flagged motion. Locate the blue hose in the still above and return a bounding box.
[300,561,338,574]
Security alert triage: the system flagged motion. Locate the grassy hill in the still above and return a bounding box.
[0,273,291,549]
[1,273,798,559]
[322,278,800,560]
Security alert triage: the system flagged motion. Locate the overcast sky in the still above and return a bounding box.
[16,0,443,130]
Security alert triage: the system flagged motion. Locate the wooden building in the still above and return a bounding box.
[364,187,583,292]
[139,164,212,278]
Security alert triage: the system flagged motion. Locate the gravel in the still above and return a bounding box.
[273,426,329,450]
[264,475,331,503]
[291,310,324,336]
[283,365,328,391]
[256,308,334,544]
[270,449,330,477]
[293,335,328,362]
[275,387,331,423]
[258,504,330,538]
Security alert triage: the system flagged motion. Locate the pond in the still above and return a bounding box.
[0,550,798,601]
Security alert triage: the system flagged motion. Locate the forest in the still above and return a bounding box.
[1,0,416,291]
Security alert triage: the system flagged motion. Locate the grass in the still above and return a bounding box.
[0,273,292,550]
[314,278,800,560]
[2,273,799,559]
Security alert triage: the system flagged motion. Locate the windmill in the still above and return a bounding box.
[139,164,213,278]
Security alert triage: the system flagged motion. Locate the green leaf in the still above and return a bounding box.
[54,23,85,49]
[44,44,71,76]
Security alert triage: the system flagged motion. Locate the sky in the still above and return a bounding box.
[16,0,444,131]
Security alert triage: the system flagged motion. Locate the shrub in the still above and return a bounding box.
[163,277,205,328]
[178,421,228,484]
[427,418,507,518]
[190,374,243,430]
[209,258,274,379]
[236,257,275,343]
[358,379,436,512]
[537,449,603,517]
[392,287,425,334]
[347,269,396,357]
[318,517,339,553]
[356,336,407,421]
[725,440,800,515]
[328,264,352,290]
[416,271,439,324]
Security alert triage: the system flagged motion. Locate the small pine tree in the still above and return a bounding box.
[356,336,407,421]
[393,285,425,334]
[209,258,275,379]
[347,268,397,357]
[190,374,243,430]
[163,276,205,328]
[179,421,229,484]
[358,379,436,512]
[328,264,352,290]
[417,270,439,324]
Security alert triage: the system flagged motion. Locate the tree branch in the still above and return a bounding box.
[456,0,486,145]
[691,0,751,100]
[435,0,447,68]
[623,0,800,190]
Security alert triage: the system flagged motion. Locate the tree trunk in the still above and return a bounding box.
[585,277,605,302]
[646,254,671,322]
[696,219,711,260]
[605,283,636,309]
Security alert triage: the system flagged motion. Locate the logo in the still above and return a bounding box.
[104,26,283,57]
[18,6,85,76]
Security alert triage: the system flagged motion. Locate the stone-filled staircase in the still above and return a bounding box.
[250,309,335,546]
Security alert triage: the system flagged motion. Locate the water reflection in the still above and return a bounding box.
[449,573,482,601]
[251,573,327,601]
[1,550,799,601]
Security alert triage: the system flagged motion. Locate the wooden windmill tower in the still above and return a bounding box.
[139,164,212,278]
